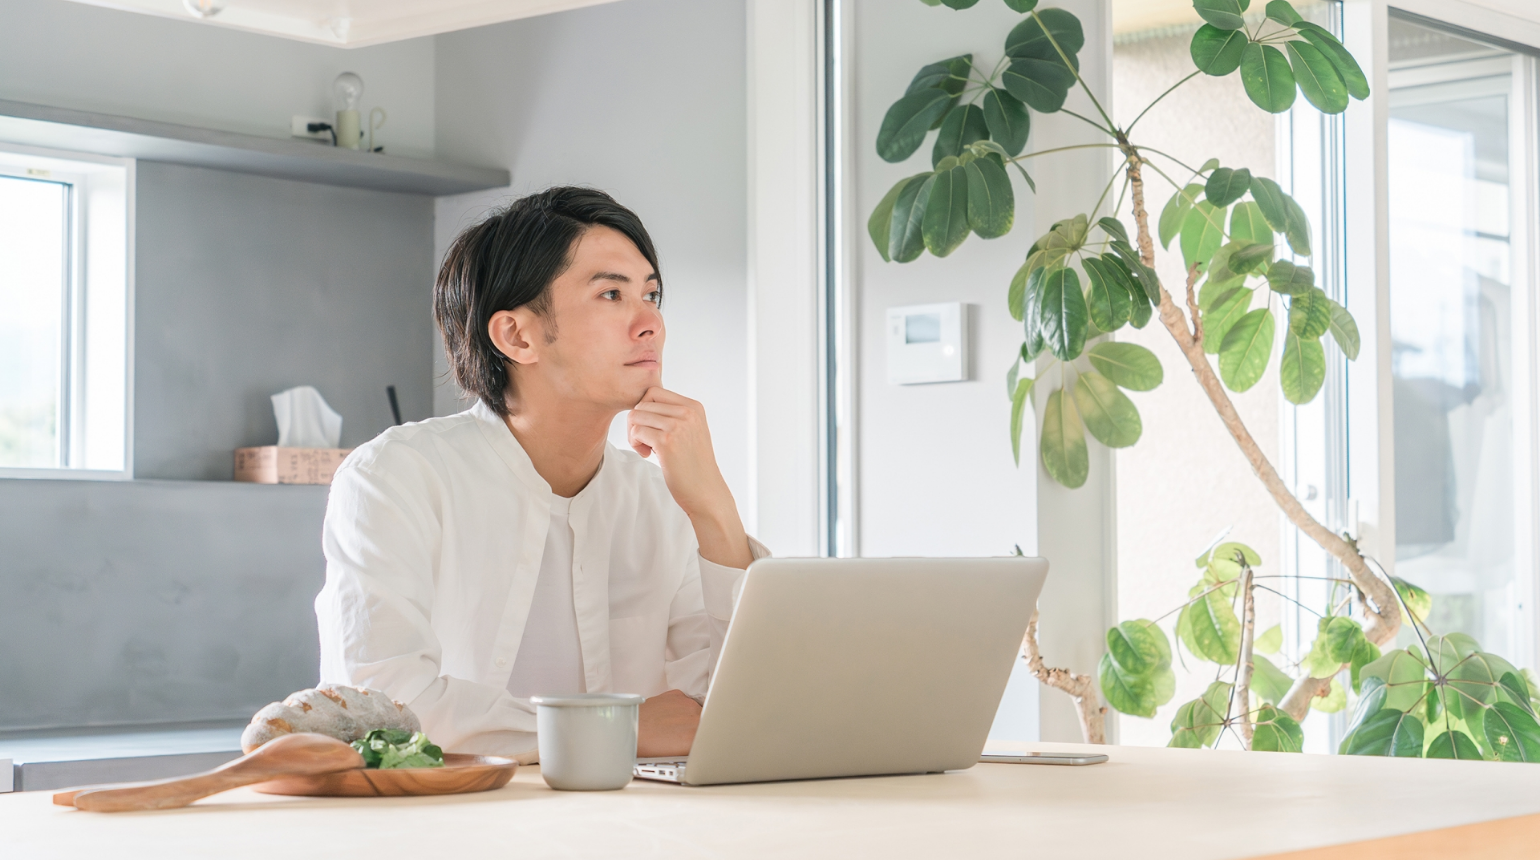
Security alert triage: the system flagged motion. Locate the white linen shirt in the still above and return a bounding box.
[315,400,763,757]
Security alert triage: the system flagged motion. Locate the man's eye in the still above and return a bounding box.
[600,289,621,300]
[645,291,662,304]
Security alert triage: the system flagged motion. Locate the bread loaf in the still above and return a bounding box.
[241,685,420,754]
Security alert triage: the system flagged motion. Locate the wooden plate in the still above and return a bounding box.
[252,754,517,797]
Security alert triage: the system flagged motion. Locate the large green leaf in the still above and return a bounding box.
[922,165,971,257]
[1265,0,1301,24]
[1087,341,1163,391]
[1249,176,1290,233]
[1349,638,1381,694]
[1322,616,1365,664]
[1218,308,1275,392]
[1082,257,1131,333]
[1010,376,1034,466]
[1106,255,1154,328]
[1344,707,1425,757]
[1250,654,1294,705]
[1206,167,1252,207]
[1360,648,1433,712]
[964,156,1015,239]
[1230,201,1271,244]
[932,104,989,168]
[1185,589,1242,664]
[1075,371,1142,448]
[939,0,981,8]
[1287,41,1349,114]
[1107,620,1171,675]
[1005,8,1086,59]
[1267,259,1314,296]
[1290,288,1332,338]
[888,173,935,263]
[1002,57,1078,113]
[1023,266,1047,358]
[1392,576,1432,627]
[1255,624,1282,654]
[877,88,955,163]
[1008,261,1030,322]
[1038,266,1088,360]
[1484,702,1540,762]
[907,54,972,98]
[981,87,1031,156]
[1240,43,1297,113]
[868,174,918,263]
[1325,297,1360,360]
[1296,22,1369,100]
[1280,330,1325,405]
[1181,201,1227,270]
[1202,287,1253,356]
[1100,653,1168,718]
[1251,704,1305,752]
[1500,672,1536,716]
[1097,217,1130,245]
[1190,24,1248,76]
[1169,682,1232,749]
[1283,193,1313,256]
[1004,0,1039,11]
[1193,0,1248,31]
[1040,386,1089,488]
[1159,183,1204,250]
[1426,730,1483,761]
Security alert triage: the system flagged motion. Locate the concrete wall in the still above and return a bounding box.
[0,480,326,730]
[430,0,750,507]
[133,162,435,480]
[0,0,437,158]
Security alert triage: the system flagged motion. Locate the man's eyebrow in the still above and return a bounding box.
[589,271,660,283]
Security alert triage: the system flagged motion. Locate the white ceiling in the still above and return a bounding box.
[62,0,626,48]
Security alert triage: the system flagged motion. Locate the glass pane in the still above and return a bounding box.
[0,174,68,469]
[1387,18,1518,656]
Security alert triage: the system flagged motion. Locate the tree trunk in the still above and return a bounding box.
[1122,151,1401,723]
[1022,610,1107,744]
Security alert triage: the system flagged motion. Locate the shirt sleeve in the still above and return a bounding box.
[662,536,771,700]
[315,451,539,759]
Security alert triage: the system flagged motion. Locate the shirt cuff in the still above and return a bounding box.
[699,536,771,620]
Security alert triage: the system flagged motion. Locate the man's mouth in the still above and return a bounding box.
[626,356,660,369]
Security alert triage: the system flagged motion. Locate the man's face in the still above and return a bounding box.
[515,225,664,410]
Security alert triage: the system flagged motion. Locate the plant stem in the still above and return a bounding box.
[1032,10,1116,132]
[1060,108,1117,136]
[1235,565,1257,747]
[1010,142,1123,162]
[1126,71,1201,134]
[1120,145,1403,724]
[1021,610,1107,743]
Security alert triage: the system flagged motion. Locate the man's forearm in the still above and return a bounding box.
[689,505,753,570]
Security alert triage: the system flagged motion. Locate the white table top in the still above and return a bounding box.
[7,742,1540,859]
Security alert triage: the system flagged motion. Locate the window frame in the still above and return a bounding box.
[0,143,135,481]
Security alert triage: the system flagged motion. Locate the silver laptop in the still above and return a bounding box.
[634,556,1048,786]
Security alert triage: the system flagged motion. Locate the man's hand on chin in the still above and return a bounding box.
[637,689,702,758]
[627,387,753,569]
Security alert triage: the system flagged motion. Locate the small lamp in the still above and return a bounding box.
[333,72,364,150]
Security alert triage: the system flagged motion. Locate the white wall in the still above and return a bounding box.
[0,0,437,158]
[431,0,750,507]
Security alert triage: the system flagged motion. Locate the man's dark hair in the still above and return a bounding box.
[434,186,661,416]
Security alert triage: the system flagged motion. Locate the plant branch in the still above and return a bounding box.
[1120,144,1402,725]
[1235,566,1257,747]
[1126,71,1201,134]
[1020,609,1107,744]
[1010,142,1123,163]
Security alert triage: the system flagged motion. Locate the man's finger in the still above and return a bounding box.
[628,411,678,433]
[630,401,689,419]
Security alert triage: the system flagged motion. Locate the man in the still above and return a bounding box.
[315,187,763,759]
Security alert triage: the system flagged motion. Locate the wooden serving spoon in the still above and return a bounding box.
[54,733,365,812]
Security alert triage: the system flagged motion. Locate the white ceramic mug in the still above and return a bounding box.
[531,693,643,790]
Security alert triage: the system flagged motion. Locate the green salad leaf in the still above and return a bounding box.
[351,729,445,769]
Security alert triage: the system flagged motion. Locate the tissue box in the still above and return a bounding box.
[234,446,351,485]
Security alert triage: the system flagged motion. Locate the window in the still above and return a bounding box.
[0,146,132,478]
[1385,14,1534,659]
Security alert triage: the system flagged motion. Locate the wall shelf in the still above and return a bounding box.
[0,99,509,196]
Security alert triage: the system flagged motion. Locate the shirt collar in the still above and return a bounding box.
[469,399,613,503]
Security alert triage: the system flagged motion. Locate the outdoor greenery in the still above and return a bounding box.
[870,0,1540,758]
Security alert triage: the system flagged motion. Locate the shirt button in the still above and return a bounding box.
[495,657,507,668]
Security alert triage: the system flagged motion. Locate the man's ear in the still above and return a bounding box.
[488,309,543,365]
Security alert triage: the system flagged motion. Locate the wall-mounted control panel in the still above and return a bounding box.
[887,302,967,385]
